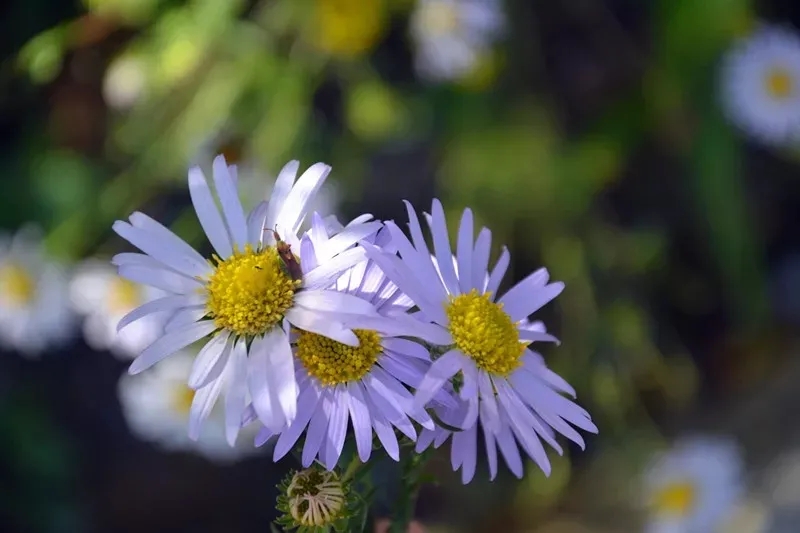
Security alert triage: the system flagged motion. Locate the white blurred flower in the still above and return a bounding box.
[118,348,260,462]
[0,227,73,356]
[103,54,147,110]
[720,24,800,145]
[409,0,504,83]
[70,261,165,359]
[643,436,744,533]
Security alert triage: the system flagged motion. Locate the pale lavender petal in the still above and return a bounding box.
[518,328,560,345]
[416,428,436,453]
[505,404,551,476]
[384,221,446,303]
[478,372,501,434]
[293,290,376,316]
[363,378,416,440]
[343,313,451,346]
[188,331,232,389]
[485,247,510,298]
[429,199,460,294]
[302,393,332,467]
[311,212,329,246]
[128,212,211,272]
[285,307,358,346]
[255,426,275,447]
[481,409,499,481]
[414,349,465,409]
[273,384,321,461]
[189,372,225,440]
[317,221,382,263]
[111,252,163,269]
[117,265,203,294]
[495,417,524,478]
[323,387,349,470]
[246,201,268,247]
[456,208,473,294]
[471,227,492,291]
[365,394,400,461]
[299,234,318,272]
[248,330,297,432]
[371,366,434,430]
[382,338,432,360]
[188,167,233,258]
[500,274,564,322]
[496,377,562,453]
[455,423,478,484]
[112,221,210,278]
[212,156,248,250]
[302,247,367,290]
[164,306,206,333]
[129,321,216,374]
[347,382,373,462]
[277,163,331,235]
[264,160,299,236]
[225,337,249,446]
[117,295,200,332]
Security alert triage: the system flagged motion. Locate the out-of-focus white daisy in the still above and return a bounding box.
[363,200,597,484]
[118,348,260,462]
[103,53,147,110]
[70,261,165,359]
[0,227,73,356]
[720,25,800,145]
[112,155,382,448]
[254,223,453,470]
[409,0,504,83]
[643,436,744,533]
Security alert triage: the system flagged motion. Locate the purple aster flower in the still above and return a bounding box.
[249,221,453,470]
[363,199,598,483]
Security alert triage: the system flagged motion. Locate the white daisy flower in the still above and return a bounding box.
[409,0,505,83]
[70,260,166,359]
[720,24,800,145]
[118,348,260,462]
[111,155,383,446]
[643,436,744,533]
[0,227,73,356]
[362,200,597,483]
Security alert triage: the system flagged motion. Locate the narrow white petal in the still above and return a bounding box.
[302,247,367,290]
[293,290,377,316]
[264,160,300,237]
[117,295,200,332]
[316,221,383,263]
[189,372,226,440]
[429,199,460,294]
[273,384,321,461]
[471,227,492,291]
[128,211,211,273]
[163,306,206,333]
[212,156,249,250]
[277,163,332,234]
[500,279,565,322]
[414,349,465,409]
[129,321,216,374]
[246,201,268,247]
[224,337,249,446]
[323,387,349,470]
[285,308,358,346]
[188,331,232,389]
[188,167,233,258]
[302,394,332,467]
[456,208,474,294]
[118,265,203,294]
[485,246,510,297]
[347,382,373,462]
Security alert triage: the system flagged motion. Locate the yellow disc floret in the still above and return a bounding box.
[296,329,382,387]
[651,480,696,516]
[205,245,298,337]
[445,289,525,376]
[0,263,36,306]
[764,66,794,100]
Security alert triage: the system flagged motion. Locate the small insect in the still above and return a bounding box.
[272,228,303,282]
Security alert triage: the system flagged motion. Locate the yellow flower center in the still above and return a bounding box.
[0,263,36,306]
[764,66,794,100]
[445,289,525,376]
[651,480,696,517]
[205,245,298,337]
[107,277,141,314]
[287,468,346,527]
[171,385,195,415]
[296,329,382,387]
[419,1,460,36]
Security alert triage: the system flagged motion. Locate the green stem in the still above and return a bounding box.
[341,453,362,483]
[389,445,434,533]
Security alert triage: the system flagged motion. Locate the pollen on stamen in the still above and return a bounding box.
[204,245,298,337]
[296,329,382,387]
[445,289,525,376]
